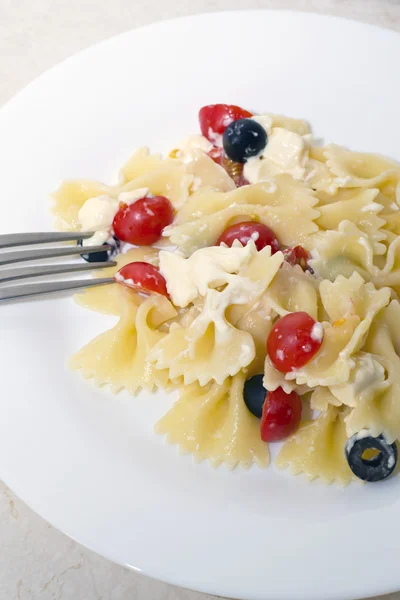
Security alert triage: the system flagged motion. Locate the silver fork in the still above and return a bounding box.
[0,232,116,302]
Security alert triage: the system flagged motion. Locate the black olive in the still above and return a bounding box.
[78,236,120,263]
[223,118,267,163]
[345,432,397,482]
[243,374,267,419]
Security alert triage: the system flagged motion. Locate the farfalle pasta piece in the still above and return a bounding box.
[75,247,159,315]
[324,144,400,189]
[119,161,193,209]
[52,180,112,230]
[264,273,391,391]
[265,262,319,320]
[308,221,378,281]
[319,271,390,323]
[315,189,387,255]
[184,149,236,193]
[123,146,235,195]
[267,113,310,135]
[276,406,355,485]
[173,174,318,226]
[381,209,400,242]
[303,146,345,195]
[375,190,400,214]
[150,244,283,385]
[345,300,400,442]
[310,387,342,411]
[119,147,168,182]
[372,236,400,294]
[166,202,318,256]
[304,158,339,195]
[155,374,269,469]
[148,318,254,386]
[287,274,391,387]
[264,315,360,394]
[70,295,178,394]
[328,352,386,409]
[234,305,273,377]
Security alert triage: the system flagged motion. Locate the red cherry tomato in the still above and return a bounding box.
[216,221,280,253]
[113,195,174,245]
[114,262,169,297]
[199,104,253,144]
[260,387,302,442]
[283,246,311,270]
[267,312,324,373]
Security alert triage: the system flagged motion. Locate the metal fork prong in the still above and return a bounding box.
[0,232,95,249]
[0,244,112,266]
[0,261,117,283]
[0,277,115,301]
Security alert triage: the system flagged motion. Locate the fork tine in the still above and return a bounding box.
[0,244,112,266]
[0,232,95,249]
[0,261,117,283]
[0,277,115,301]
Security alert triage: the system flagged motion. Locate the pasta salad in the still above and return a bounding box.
[52,104,400,485]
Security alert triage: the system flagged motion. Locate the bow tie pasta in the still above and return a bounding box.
[149,243,283,385]
[56,105,400,485]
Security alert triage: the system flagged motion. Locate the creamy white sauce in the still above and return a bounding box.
[345,429,371,452]
[78,188,149,247]
[194,280,258,348]
[330,354,385,408]
[311,322,324,343]
[158,241,258,307]
[244,126,311,183]
[114,272,141,287]
[78,195,118,247]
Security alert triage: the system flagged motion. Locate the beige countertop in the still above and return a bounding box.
[1,0,400,598]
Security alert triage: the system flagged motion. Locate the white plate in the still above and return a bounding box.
[0,10,400,600]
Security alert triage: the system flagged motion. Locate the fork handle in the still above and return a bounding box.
[0,232,94,248]
[0,278,114,301]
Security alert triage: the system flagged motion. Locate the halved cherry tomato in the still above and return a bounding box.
[267,312,324,373]
[283,246,311,270]
[260,387,302,442]
[199,104,253,144]
[113,195,174,245]
[217,221,280,253]
[114,262,169,297]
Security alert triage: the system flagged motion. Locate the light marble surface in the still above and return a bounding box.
[1,0,400,598]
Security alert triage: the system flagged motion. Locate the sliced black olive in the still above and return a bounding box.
[78,236,120,263]
[243,374,267,419]
[223,119,267,163]
[345,432,397,482]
